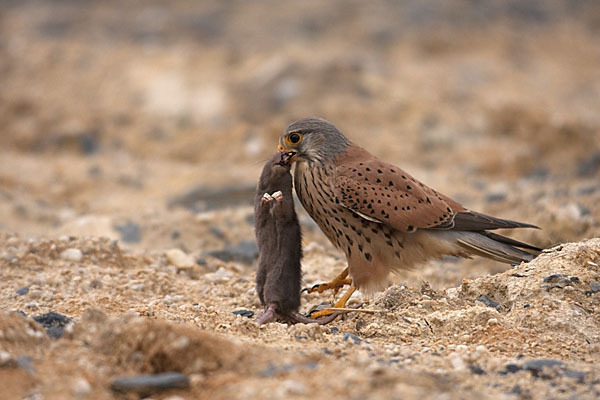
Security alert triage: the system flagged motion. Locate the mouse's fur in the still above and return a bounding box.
[254,153,341,325]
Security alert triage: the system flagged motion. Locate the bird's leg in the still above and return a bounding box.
[302,267,352,295]
[310,286,356,319]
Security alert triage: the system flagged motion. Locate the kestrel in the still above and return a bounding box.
[278,117,540,313]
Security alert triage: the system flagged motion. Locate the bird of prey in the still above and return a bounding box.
[277,117,541,316]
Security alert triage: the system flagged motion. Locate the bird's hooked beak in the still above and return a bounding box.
[278,144,298,165]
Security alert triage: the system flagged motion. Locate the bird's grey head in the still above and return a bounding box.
[278,117,349,165]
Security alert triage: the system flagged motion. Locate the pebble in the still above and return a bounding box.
[450,354,466,371]
[522,358,565,377]
[33,312,72,339]
[543,274,566,283]
[576,151,600,177]
[589,281,600,293]
[476,294,501,310]
[204,240,258,265]
[205,267,232,283]
[343,332,364,345]
[232,309,254,318]
[110,372,190,395]
[60,248,83,262]
[282,379,306,396]
[165,249,195,268]
[0,351,11,366]
[16,286,30,295]
[72,377,92,396]
[114,221,141,243]
[469,364,486,375]
[16,356,34,373]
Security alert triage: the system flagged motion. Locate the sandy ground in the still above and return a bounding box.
[0,1,599,399]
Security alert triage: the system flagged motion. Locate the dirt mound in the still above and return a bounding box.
[1,234,599,399]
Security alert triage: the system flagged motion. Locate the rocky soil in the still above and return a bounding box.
[1,1,599,399]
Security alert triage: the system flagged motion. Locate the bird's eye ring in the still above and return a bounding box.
[287,133,302,145]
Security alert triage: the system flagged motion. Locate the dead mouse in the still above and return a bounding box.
[254,152,342,325]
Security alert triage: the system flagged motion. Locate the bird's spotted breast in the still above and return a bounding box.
[294,161,405,267]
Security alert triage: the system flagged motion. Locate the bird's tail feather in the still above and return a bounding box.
[455,231,537,264]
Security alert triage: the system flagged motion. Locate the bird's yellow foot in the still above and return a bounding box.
[302,267,351,295]
[310,286,356,319]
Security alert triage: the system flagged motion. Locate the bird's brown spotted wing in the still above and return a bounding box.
[333,145,466,232]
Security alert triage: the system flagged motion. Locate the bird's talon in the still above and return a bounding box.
[310,309,335,319]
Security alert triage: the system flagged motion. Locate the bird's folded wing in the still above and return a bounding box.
[334,159,459,232]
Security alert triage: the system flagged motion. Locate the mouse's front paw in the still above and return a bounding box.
[261,193,274,205]
[271,191,283,202]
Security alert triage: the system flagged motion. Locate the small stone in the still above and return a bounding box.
[166,249,195,268]
[33,312,72,338]
[205,267,232,283]
[232,309,254,318]
[577,151,600,177]
[469,365,486,375]
[114,221,142,243]
[504,363,522,374]
[60,248,83,262]
[16,356,34,373]
[170,336,189,350]
[522,358,565,377]
[282,379,306,395]
[0,351,11,366]
[476,294,501,310]
[342,332,364,345]
[72,377,91,396]
[485,192,506,203]
[16,286,30,295]
[486,318,499,326]
[204,240,259,265]
[450,355,466,371]
[543,274,566,283]
[110,372,190,395]
[589,281,600,293]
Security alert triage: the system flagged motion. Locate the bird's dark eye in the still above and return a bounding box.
[289,133,301,144]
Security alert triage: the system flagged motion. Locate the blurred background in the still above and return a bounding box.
[1,0,599,285]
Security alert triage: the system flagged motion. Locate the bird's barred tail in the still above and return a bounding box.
[454,231,541,264]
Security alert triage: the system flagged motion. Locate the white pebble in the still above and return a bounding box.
[206,267,232,283]
[282,379,307,395]
[166,249,195,268]
[487,318,499,326]
[450,355,466,371]
[171,336,190,350]
[164,396,185,400]
[0,351,11,365]
[60,248,83,262]
[72,377,91,396]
